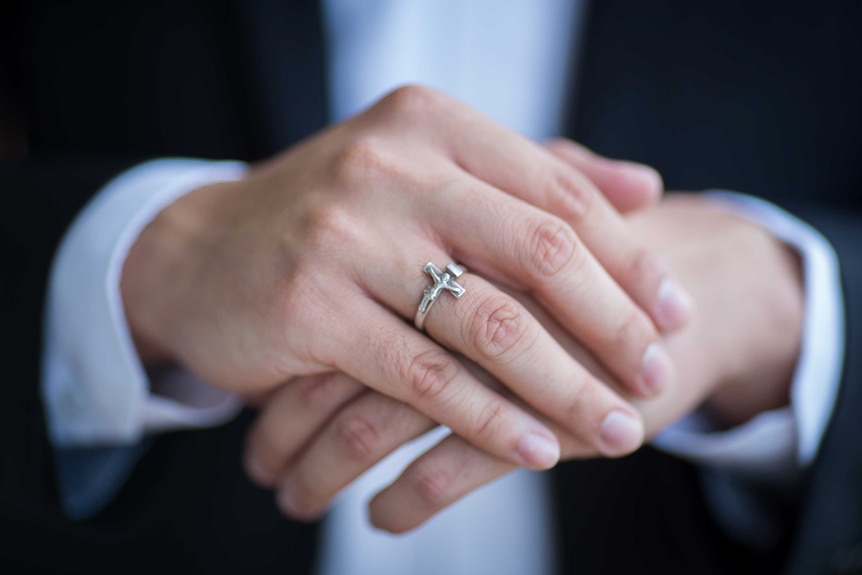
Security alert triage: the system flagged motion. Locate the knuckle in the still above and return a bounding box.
[472,399,507,443]
[550,170,595,224]
[298,375,347,413]
[610,310,654,351]
[379,84,444,119]
[468,297,530,360]
[334,412,384,462]
[524,218,578,280]
[628,244,664,285]
[332,136,400,185]
[404,349,459,404]
[302,202,356,248]
[544,138,572,155]
[560,374,594,424]
[410,463,455,509]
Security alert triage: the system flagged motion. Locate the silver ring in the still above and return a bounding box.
[414,262,466,331]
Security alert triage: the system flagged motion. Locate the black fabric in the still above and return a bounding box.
[569,0,862,210]
[1,1,861,574]
[0,1,326,573]
[781,210,862,575]
[553,448,759,575]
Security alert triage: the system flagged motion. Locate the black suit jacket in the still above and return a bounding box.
[1,1,860,573]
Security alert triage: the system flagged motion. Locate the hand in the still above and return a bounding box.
[246,193,803,531]
[122,86,688,475]
[631,195,802,428]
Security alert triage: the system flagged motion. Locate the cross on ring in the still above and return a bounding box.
[414,262,466,331]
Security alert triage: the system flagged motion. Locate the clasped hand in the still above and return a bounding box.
[123,86,703,532]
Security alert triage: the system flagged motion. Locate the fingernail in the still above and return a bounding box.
[599,410,644,456]
[618,161,664,195]
[245,454,272,486]
[595,155,663,193]
[641,343,674,395]
[518,432,561,469]
[277,484,311,519]
[654,278,694,331]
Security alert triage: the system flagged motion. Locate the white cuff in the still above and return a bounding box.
[653,191,845,480]
[42,158,248,448]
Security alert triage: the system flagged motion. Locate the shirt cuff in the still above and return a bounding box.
[652,191,845,481]
[42,158,248,448]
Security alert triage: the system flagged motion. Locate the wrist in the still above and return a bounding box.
[704,218,804,427]
[631,196,804,430]
[121,180,237,364]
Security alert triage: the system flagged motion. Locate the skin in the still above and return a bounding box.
[122,86,691,477]
[243,194,803,533]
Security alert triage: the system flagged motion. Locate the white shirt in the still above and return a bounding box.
[41,1,845,573]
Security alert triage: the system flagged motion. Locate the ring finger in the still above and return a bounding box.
[361,242,644,457]
[428,176,674,397]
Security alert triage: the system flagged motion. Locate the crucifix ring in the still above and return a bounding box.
[414,262,467,331]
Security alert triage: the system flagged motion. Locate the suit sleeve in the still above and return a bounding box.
[0,156,146,514]
[774,207,862,574]
[42,159,246,519]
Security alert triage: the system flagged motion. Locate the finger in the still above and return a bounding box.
[368,87,689,331]
[424,178,674,397]
[368,331,637,534]
[364,252,645,449]
[244,373,365,487]
[440,111,692,332]
[369,404,631,534]
[425,273,644,445]
[240,388,280,408]
[543,138,662,213]
[368,433,514,533]
[330,298,561,471]
[275,392,436,520]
